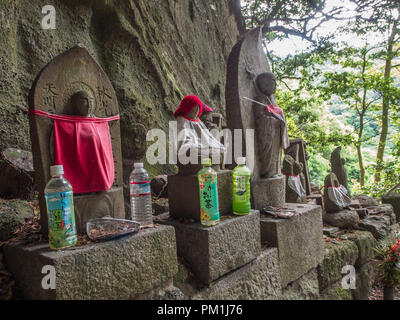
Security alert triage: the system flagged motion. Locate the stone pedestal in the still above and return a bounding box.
[4,225,178,300]
[155,210,260,285]
[251,175,285,210]
[260,203,323,287]
[168,170,232,221]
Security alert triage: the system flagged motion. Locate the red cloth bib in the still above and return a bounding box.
[266,104,284,115]
[30,109,119,194]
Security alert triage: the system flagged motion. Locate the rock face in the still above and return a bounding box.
[0,199,33,241]
[0,0,241,176]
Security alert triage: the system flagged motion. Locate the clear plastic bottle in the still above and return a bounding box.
[44,165,77,250]
[232,157,251,215]
[130,162,153,227]
[198,158,220,226]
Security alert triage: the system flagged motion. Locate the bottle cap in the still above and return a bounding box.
[50,165,64,176]
[237,157,246,165]
[134,162,144,168]
[201,158,211,166]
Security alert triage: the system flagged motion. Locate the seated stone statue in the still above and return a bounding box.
[252,72,289,178]
[174,95,225,171]
[282,155,306,203]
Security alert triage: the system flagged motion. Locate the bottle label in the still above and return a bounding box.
[198,173,219,222]
[130,181,151,196]
[235,176,248,202]
[45,190,77,249]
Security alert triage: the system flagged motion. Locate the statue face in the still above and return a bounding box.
[255,72,276,96]
[186,104,200,119]
[70,91,92,116]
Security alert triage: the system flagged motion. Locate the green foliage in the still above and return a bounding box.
[373,235,400,287]
[240,0,400,193]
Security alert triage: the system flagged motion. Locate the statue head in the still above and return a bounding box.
[255,72,276,96]
[70,90,92,116]
[174,95,212,119]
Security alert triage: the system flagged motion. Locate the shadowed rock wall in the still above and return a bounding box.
[0,0,242,176]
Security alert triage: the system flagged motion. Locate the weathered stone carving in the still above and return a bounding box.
[226,26,287,208]
[28,44,125,235]
[285,139,312,195]
[323,173,351,213]
[330,147,349,195]
[282,155,306,203]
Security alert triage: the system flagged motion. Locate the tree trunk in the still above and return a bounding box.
[375,21,398,182]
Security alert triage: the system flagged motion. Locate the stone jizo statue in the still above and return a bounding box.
[252,72,289,178]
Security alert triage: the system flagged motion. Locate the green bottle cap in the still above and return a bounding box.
[201,158,211,166]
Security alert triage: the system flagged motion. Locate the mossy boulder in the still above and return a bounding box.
[318,239,358,291]
[0,198,33,241]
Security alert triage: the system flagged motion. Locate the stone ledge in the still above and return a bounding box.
[260,203,324,288]
[4,225,178,300]
[190,248,281,300]
[155,211,261,285]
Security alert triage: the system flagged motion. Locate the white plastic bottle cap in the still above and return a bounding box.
[237,157,246,165]
[134,162,144,168]
[50,165,64,176]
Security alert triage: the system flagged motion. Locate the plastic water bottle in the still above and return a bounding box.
[130,162,153,227]
[232,157,251,215]
[44,165,77,250]
[198,158,220,226]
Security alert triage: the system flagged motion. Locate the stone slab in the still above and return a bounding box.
[168,170,232,221]
[191,248,281,300]
[155,211,261,285]
[4,225,178,300]
[281,268,320,300]
[260,203,323,287]
[252,175,285,210]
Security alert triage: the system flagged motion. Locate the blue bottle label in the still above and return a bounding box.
[45,190,77,249]
[130,181,151,196]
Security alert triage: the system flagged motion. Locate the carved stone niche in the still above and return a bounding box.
[28,44,125,235]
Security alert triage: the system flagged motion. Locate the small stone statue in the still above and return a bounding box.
[323,173,351,213]
[252,72,289,178]
[174,95,225,172]
[330,147,349,196]
[282,155,306,203]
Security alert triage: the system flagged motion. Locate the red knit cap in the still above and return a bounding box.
[174,95,203,118]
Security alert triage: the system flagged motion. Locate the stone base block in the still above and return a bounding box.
[191,248,281,300]
[155,210,260,285]
[251,175,285,210]
[74,186,125,234]
[4,225,178,300]
[168,170,232,221]
[260,203,323,287]
[322,210,360,229]
[307,194,324,208]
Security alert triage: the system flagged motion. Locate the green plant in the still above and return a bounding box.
[373,235,400,287]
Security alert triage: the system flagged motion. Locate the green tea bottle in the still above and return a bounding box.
[44,165,77,250]
[198,158,220,226]
[233,157,251,215]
